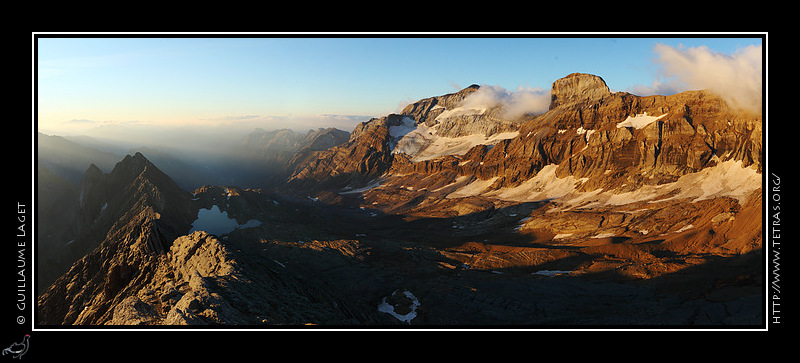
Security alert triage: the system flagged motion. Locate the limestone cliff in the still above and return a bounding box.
[387,73,761,193]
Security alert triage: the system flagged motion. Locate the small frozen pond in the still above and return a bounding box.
[377,290,420,324]
[190,205,261,235]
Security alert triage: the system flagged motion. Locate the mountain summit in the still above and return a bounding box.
[549,72,611,109]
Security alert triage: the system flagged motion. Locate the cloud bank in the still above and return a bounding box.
[632,44,763,114]
[460,84,551,119]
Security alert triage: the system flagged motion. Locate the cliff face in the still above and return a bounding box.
[288,73,761,200]
[386,73,761,194]
[549,72,611,109]
[287,84,525,190]
[287,114,406,190]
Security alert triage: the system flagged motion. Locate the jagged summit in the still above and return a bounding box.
[399,84,482,127]
[37,152,197,324]
[287,83,527,190]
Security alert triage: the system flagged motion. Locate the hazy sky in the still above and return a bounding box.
[35,33,764,136]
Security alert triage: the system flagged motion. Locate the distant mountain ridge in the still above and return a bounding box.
[37,132,120,184]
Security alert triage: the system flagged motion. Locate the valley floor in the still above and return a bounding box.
[178,184,764,327]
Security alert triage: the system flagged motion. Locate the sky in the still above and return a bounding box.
[35,33,764,138]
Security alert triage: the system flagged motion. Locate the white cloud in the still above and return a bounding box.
[633,44,762,114]
[461,84,551,119]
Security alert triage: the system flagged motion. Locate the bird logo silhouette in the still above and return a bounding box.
[2,335,29,359]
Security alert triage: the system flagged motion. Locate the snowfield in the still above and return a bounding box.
[389,116,519,162]
[448,164,589,203]
[443,159,760,209]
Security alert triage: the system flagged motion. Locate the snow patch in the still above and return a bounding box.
[339,180,382,195]
[672,159,761,203]
[616,112,667,129]
[579,159,759,207]
[377,290,420,324]
[388,116,417,138]
[443,159,759,210]
[434,105,487,120]
[533,270,573,277]
[447,177,498,198]
[445,164,588,203]
[576,127,596,142]
[487,165,588,202]
[390,118,519,162]
[514,216,532,231]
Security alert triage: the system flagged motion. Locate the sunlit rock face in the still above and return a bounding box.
[549,72,611,109]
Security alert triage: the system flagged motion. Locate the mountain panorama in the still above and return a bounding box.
[36,73,763,326]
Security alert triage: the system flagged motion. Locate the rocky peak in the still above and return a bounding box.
[108,152,149,176]
[37,152,198,324]
[78,163,105,207]
[299,127,351,152]
[400,84,481,126]
[549,73,611,109]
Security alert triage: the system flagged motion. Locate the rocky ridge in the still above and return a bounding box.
[394,73,760,192]
[288,73,761,202]
[37,160,393,325]
[286,85,526,190]
[37,153,196,324]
